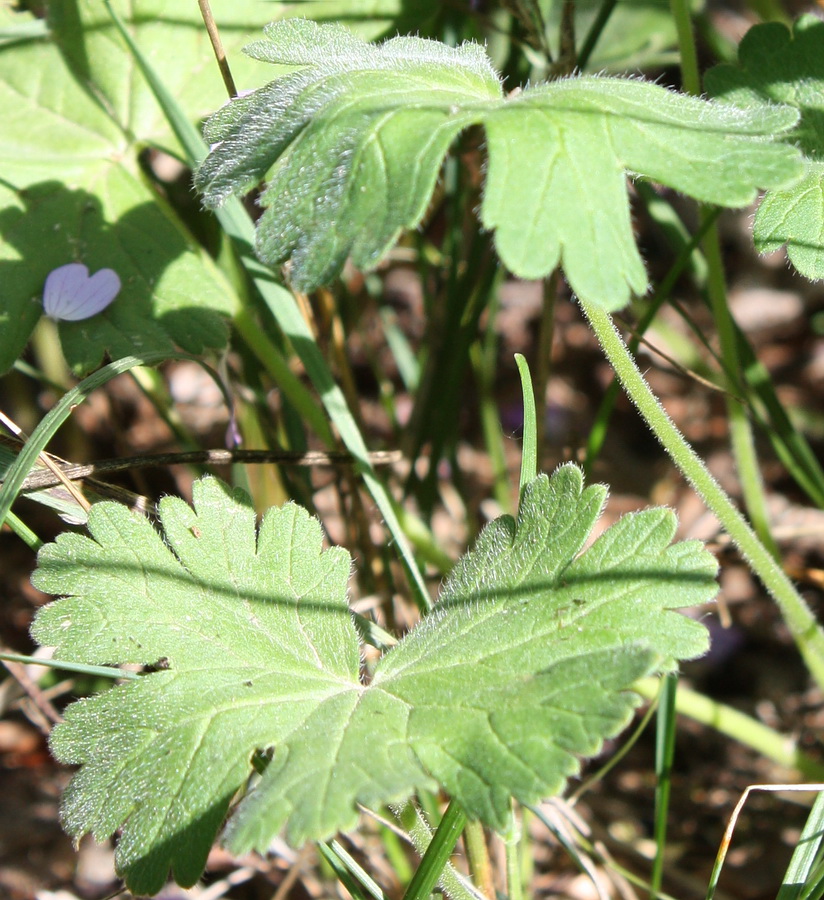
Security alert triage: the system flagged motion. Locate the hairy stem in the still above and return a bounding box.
[581,301,824,690]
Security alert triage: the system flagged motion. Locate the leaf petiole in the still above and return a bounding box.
[581,300,824,690]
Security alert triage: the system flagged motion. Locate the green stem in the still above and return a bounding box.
[650,673,678,898]
[403,801,468,900]
[504,803,524,900]
[581,302,824,690]
[702,219,780,558]
[670,0,782,558]
[104,0,431,614]
[584,191,718,475]
[396,802,483,900]
[669,0,701,96]
[535,272,557,470]
[471,280,514,516]
[0,651,139,681]
[576,0,618,70]
[4,511,43,551]
[463,821,495,898]
[635,678,824,779]
[234,307,335,448]
[319,840,388,900]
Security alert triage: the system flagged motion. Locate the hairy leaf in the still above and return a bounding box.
[32,466,715,894]
[705,15,824,280]
[195,19,802,310]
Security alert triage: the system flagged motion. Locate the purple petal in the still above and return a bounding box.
[43,263,121,322]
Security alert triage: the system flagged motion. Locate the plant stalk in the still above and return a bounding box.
[504,803,524,900]
[651,673,678,898]
[403,801,468,900]
[581,301,824,690]
[670,0,780,557]
[463,821,495,898]
[701,218,781,558]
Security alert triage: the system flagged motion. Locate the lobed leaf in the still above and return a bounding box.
[195,19,803,310]
[705,15,824,281]
[32,465,716,894]
[195,19,500,289]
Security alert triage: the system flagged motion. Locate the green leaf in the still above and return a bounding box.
[195,19,803,311]
[48,0,288,157]
[0,0,286,374]
[32,465,715,894]
[196,20,500,286]
[0,34,230,374]
[705,15,824,281]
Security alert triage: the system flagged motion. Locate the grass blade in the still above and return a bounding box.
[102,2,432,611]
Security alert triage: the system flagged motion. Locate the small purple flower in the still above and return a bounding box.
[43,263,121,321]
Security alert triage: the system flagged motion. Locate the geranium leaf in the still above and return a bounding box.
[195,19,803,311]
[32,465,716,894]
[705,15,824,280]
[0,0,285,374]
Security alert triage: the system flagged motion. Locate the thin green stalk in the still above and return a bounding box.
[635,677,824,779]
[610,184,824,508]
[584,194,718,475]
[701,219,780,557]
[234,307,334,447]
[650,673,678,898]
[463,821,495,898]
[535,272,558,469]
[471,279,513,515]
[582,302,824,690]
[379,821,414,885]
[576,0,619,70]
[570,690,661,803]
[668,0,700,96]
[670,0,780,558]
[4,511,43,551]
[504,803,524,900]
[635,185,824,508]
[104,1,431,613]
[320,840,388,900]
[395,802,485,900]
[317,842,383,900]
[403,801,468,900]
[0,650,139,681]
